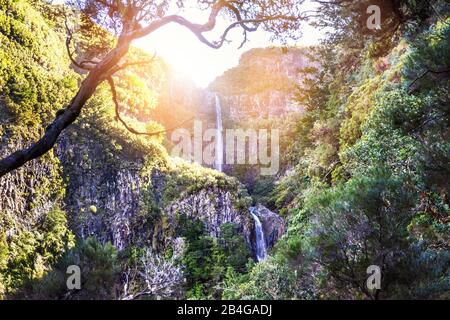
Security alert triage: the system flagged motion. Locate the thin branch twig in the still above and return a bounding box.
[107,77,194,137]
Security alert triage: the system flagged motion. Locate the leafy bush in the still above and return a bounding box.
[1,208,74,296]
[26,237,119,300]
[222,257,299,300]
[177,216,251,299]
[300,170,416,299]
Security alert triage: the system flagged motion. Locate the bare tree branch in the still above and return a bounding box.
[128,0,305,49]
[0,0,307,177]
[107,76,193,137]
[120,246,184,300]
[430,4,450,26]
[102,51,157,79]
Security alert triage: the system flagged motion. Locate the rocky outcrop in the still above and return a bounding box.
[250,204,285,249]
[56,127,150,250]
[210,47,317,121]
[55,123,256,251]
[0,138,64,237]
[165,187,253,244]
[221,91,300,120]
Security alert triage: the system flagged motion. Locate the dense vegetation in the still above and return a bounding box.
[0,0,252,299]
[1,0,449,300]
[0,0,77,298]
[231,0,450,299]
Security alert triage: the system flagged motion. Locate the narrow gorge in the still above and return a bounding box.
[0,1,294,299]
[1,0,449,301]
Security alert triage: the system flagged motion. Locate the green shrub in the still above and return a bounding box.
[27,237,119,300]
[222,257,298,300]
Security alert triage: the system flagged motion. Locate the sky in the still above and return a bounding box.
[134,0,323,87]
[57,0,324,88]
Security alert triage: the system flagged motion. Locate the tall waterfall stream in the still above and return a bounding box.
[250,208,268,262]
[214,94,224,172]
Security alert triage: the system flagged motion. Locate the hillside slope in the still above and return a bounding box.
[0,0,264,299]
[210,47,314,120]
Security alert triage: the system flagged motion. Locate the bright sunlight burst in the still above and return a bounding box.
[134,0,322,88]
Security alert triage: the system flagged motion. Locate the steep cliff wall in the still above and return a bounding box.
[210,47,315,120]
[0,1,263,296]
[57,119,255,252]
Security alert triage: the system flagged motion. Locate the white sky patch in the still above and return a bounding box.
[55,0,324,88]
[134,0,323,88]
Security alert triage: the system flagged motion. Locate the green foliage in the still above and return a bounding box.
[299,170,416,299]
[38,209,76,266]
[217,223,251,273]
[271,5,450,300]
[314,0,437,58]
[0,1,79,296]
[177,217,251,299]
[0,232,8,299]
[0,0,78,137]
[403,18,450,92]
[1,208,74,295]
[153,159,245,207]
[222,257,299,300]
[26,237,119,300]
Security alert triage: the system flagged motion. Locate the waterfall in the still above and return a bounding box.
[250,208,268,262]
[214,94,224,172]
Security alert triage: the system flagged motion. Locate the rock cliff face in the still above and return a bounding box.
[0,140,63,237]
[221,91,299,120]
[55,122,256,252]
[1,93,285,266]
[56,127,148,250]
[210,47,315,121]
[251,204,285,249]
[166,188,252,243]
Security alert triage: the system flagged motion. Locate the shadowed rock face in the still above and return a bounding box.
[209,47,317,121]
[56,127,149,250]
[250,204,285,250]
[166,187,252,243]
[56,122,283,258]
[56,125,254,251]
[0,139,63,237]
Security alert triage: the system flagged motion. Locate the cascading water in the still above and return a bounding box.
[214,94,224,172]
[250,207,268,262]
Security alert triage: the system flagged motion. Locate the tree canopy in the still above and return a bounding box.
[0,0,308,177]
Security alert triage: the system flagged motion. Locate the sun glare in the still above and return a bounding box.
[134,1,323,88]
[54,0,323,88]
